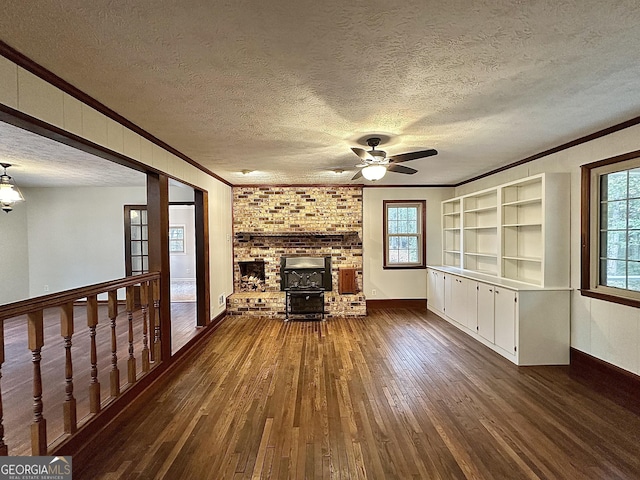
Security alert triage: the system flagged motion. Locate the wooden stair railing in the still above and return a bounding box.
[0,273,162,456]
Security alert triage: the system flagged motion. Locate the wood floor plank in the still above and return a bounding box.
[73,309,640,479]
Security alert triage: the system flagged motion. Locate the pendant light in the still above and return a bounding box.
[0,163,25,213]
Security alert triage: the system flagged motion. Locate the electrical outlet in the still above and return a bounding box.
[371,289,377,296]
[44,285,49,292]
[218,294,225,306]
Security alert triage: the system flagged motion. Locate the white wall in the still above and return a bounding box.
[0,201,29,303]
[363,187,454,300]
[0,55,234,321]
[26,186,147,296]
[454,124,640,377]
[169,205,196,280]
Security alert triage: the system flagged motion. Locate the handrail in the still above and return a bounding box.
[0,272,163,455]
[0,272,161,321]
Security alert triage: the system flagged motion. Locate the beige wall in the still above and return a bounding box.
[362,187,454,300]
[0,200,29,304]
[0,55,234,319]
[454,124,640,377]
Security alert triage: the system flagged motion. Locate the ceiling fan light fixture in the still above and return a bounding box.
[361,164,387,181]
[0,163,25,213]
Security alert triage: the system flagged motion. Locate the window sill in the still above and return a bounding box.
[383,265,426,270]
[580,288,640,309]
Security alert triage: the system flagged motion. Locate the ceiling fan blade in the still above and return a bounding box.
[351,147,374,162]
[351,169,363,180]
[388,149,438,163]
[387,164,418,175]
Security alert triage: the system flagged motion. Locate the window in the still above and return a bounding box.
[169,225,185,253]
[383,200,426,269]
[124,205,149,276]
[581,152,640,306]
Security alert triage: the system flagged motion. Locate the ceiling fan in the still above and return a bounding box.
[351,137,438,181]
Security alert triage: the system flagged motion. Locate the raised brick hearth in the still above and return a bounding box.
[228,186,366,318]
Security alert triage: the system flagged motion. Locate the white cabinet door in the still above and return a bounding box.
[428,269,445,313]
[444,273,455,319]
[494,287,517,354]
[464,279,478,331]
[444,274,465,323]
[477,283,495,342]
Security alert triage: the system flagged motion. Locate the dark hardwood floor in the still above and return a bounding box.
[74,308,640,479]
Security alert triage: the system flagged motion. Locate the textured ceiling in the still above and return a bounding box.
[2,0,640,186]
[0,122,145,187]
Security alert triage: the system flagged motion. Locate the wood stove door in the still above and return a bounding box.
[286,291,325,320]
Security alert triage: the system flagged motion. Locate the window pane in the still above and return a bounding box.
[628,261,640,291]
[408,236,418,250]
[132,256,142,272]
[629,200,640,228]
[399,237,408,249]
[141,210,148,224]
[629,169,640,198]
[142,225,148,241]
[407,220,417,233]
[602,259,627,289]
[142,241,149,255]
[389,251,399,263]
[131,225,141,240]
[601,171,627,202]
[130,210,140,224]
[407,207,417,221]
[629,231,640,261]
[398,250,409,263]
[142,257,149,272]
[409,250,418,263]
[388,207,397,220]
[388,220,398,234]
[601,230,626,260]
[398,208,407,220]
[602,200,627,230]
[131,241,142,256]
[389,236,399,249]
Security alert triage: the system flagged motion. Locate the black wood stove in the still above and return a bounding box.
[280,256,331,320]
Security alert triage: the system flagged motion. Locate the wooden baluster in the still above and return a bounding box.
[148,279,156,362]
[126,286,136,384]
[60,303,77,434]
[28,311,46,455]
[140,282,150,373]
[0,320,7,455]
[87,295,101,413]
[153,279,162,362]
[108,290,120,397]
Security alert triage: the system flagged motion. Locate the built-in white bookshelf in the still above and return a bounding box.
[442,198,461,267]
[463,189,498,275]
[439,173,569,287]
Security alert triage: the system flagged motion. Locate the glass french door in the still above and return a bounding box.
[124,205,149,276]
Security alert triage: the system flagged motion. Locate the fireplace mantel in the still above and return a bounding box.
[235,231,359,242]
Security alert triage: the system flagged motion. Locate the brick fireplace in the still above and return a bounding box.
[228,186,366,318]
